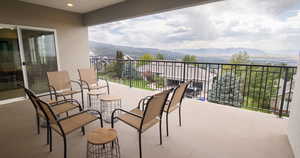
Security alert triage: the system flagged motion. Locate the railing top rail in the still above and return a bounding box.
[90,57,297,68]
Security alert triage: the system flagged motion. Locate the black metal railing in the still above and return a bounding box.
[90,57,297,117]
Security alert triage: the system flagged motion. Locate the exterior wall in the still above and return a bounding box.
[0,0,89,80]
[288,55,300,158]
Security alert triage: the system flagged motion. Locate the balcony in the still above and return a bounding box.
[0,82,294,158]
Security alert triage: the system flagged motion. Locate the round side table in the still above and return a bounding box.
[87,90,106,109]
[87,128,120,158]
[99,95,122,123]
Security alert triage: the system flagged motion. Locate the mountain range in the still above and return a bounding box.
[89,41,298,64]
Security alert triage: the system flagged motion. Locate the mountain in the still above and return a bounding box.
[174,48,267,57]
[89,41,184,59]
[89,41,298,65]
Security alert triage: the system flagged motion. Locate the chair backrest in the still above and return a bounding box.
[36,98,58,124]
[78,68,97,85]
[168,81,191,110]
[47,71,71,91]
[22,86,39,111]
[142,89,172,125]
[22,86,59,126]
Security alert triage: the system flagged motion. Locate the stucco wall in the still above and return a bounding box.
[288,55,300,158]
[0,0,89,80]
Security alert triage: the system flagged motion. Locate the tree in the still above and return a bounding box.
[139,53,155,60]
[208,72,243,107]
[116,50,124,60]
[115,50,124,78]
[230,51,250,64]
[182,55,197,62]
[156,53,165,60]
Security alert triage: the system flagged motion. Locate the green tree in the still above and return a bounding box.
[115,50,124,78]
[230,51,250,64]
[139,53,155,60]
[156,53,165,60]
[208,72,243,107]
[182,55,197,62]
[116,50,124,60]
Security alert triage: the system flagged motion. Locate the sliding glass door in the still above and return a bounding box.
[0,24,59,102]
[0,25,24,100]
[20,29,58,93]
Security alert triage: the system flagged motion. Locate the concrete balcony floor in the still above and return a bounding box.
[0,83,294,158]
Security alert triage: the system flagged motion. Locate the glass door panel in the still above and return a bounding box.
[0,26,24,101]
[21,29,58,93]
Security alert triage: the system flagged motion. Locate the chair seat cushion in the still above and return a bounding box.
[51,102,79,114]
[51,112,98,135]
[117,108,159,132]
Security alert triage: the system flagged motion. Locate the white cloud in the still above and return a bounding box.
[88,0,300,52]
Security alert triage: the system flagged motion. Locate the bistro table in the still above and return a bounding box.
[99,95,122,123]
[87,128,120,158]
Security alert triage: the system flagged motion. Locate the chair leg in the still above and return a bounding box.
[179,106,182,127]
[159,119,162,145]
[49,128,52,152]
[81,126,85,135]
[47,126,49,145]
[166,113,169,136]
[63,135,67,158]
[81,91,84,109]
[36,115,40,135]
[88,94,92,108]
[139,132,142,158]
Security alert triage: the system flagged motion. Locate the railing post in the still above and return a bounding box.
[183,62,186,82]
[279,67,289,118]
[129,60,132,88]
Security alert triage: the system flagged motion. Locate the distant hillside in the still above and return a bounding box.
[174,48,267,57]
[89,41,298,65]
[89,41,184,59]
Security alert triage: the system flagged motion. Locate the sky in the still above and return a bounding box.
[89,0,300,52]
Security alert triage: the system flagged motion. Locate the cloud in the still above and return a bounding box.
[88,0,300,51]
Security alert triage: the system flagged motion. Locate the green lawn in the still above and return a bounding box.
[98,74,154,91]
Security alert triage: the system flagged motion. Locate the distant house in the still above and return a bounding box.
[137,62,216,97]
[123,55,133,60]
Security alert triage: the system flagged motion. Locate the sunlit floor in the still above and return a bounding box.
[0,83,294,158]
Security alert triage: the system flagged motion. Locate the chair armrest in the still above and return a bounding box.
[97,79,110,94]
[85,109,103,127]
[48,85,57,94]
[70,80,82,90]
[37,93,52,98]
[80,80,91,90]
[112,108,142,119]
[111,108,143,128]
[138,96,152,111]
[51,98,81,107]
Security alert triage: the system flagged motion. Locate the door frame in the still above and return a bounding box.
[0,24,60,105]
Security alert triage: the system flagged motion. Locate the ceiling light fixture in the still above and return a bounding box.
[67,3,74,7]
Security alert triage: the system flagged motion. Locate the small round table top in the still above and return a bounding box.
[98,95,121,101]
[87,128,118,145]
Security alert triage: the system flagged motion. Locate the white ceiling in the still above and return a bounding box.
[19,0,126,13]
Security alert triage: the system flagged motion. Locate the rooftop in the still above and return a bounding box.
[0,83,294,158]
